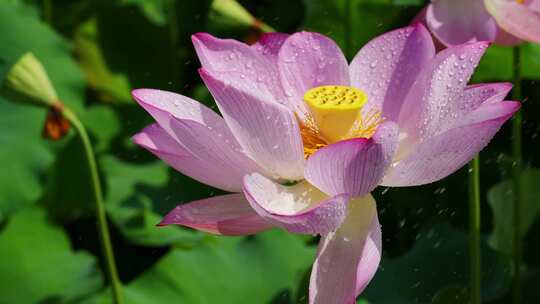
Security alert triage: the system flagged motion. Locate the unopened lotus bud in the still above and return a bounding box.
[1,52,59,107]
[211,0,275,33]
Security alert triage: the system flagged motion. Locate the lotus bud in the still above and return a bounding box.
[211,0,275,33]
[1,52,59,108]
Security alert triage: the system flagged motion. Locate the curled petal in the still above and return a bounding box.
[350,24,435,122]
[159,194,273,236]
[304,122,398,198]
[309,194,380,304]
[484,0,540,44]
[243,173,350,235]
[383,101,520,186]
[426,0,498,46]
[278,31,350,116]
[200,68,305,181]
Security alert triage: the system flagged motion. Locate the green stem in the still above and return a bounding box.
[511,45,523,304]
[42,0,52,24]
[167,0,180,89]
[259,23,276,33]
[344,0,352,59]
[468,156,481,304]
[62,108,124,304]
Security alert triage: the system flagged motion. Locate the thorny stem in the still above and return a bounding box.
[511,45,523,304]
[62,107,124,304]
[468,156,481,304]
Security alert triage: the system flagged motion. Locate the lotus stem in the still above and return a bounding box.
[62,107,124,304]
[344,0,352,59]
[43,0,52,24]
[167,0,180,88]
[511,45,523,304]
[469,156,481,304]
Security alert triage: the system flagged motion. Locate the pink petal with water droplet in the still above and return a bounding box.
[200,68,305,181]
[277,31,350,117]
[159,194,273,235]
[192,33,288,105]
[309,195,380,304]
[243,173,349,235]
[133,123,251,192]
[383,101,520,186]
[398,41,491,146]
[350,24,435,122]
[132,89,264,192]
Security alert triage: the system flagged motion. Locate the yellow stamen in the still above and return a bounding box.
[516,0,525,4]
[303,85,367,143]
[346,109,384,139]
[298,114,328,159]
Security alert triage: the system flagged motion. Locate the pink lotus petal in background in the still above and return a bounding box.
[419,0,540,46]
[485,0,540,43]
[426,0,498,46]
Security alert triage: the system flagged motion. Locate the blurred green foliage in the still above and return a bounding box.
[0,0,539,303]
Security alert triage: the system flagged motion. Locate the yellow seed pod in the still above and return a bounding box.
[303,85,368,143]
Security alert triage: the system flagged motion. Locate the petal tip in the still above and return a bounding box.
[198,67,210,78]
[198,67,219,87]
[412,21,428,33]
[499,82,513,90]
[131,88,147,99]
[191,32,212,43]
[131,124,158,148]
[157,212,176,226]
[507,100,522,112]
[131,88,159,105]
[131,132,145,146]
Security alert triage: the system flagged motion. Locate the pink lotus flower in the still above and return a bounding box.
[417,0,540,46]
[132,24,519,303]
